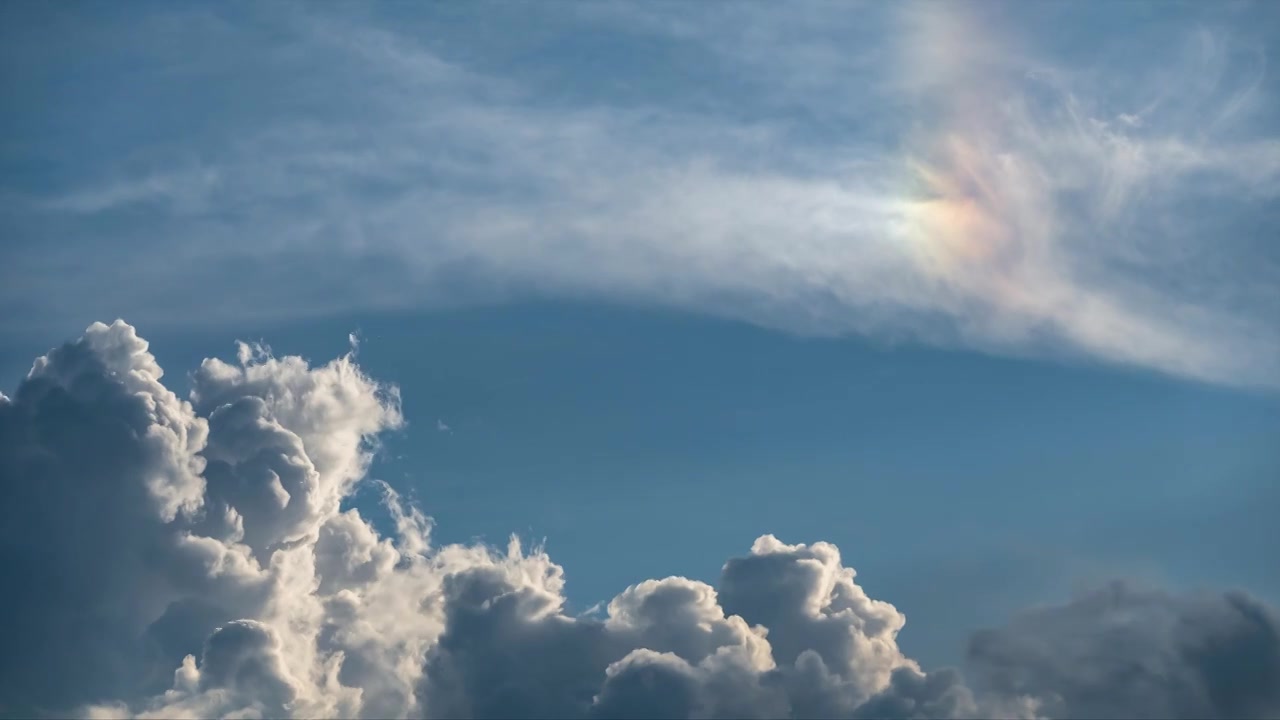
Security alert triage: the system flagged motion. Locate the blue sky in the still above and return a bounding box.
[2,2,1279,718]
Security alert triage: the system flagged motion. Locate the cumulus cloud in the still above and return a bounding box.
[1,321,1278,719]
[966,582,1280,720]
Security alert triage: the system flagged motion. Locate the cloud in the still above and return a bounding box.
[0,320,210,710]
[2,3,1278,387]
[966,582,1280,720]
[1,321,1278,718]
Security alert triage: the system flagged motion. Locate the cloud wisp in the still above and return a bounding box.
[2,2,1279,387]
[0,321,1277,719]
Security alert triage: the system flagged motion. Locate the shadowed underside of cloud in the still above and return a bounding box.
[2,3,1278,387]
[0,321,1277,719]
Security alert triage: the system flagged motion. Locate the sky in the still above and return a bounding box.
[1,2,1278,719]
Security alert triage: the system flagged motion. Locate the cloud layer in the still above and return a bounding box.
[1,321,1277,719]
[2,3,1278,386]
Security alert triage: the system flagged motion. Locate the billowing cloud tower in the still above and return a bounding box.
[1,321,1276,719]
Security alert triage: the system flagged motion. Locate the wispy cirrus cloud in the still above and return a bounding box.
[2,2,1277,386]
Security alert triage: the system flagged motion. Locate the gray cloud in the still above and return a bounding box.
[966,582,1280,720]
[1,321,1278,718]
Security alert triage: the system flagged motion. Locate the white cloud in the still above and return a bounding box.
[5,4,1278,387]
[1,321,1277,718]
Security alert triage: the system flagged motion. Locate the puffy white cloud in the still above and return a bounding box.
[0,320,211,710]
[0,321,1277,719]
